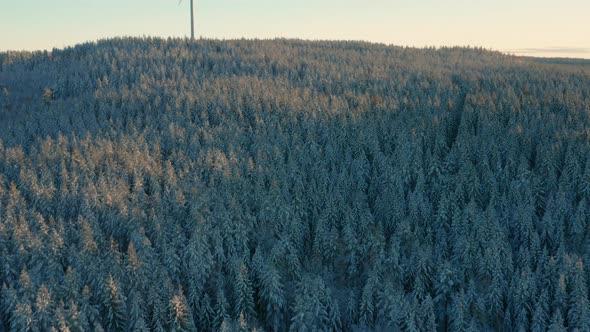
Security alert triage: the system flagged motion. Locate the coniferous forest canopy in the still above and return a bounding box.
[1,37,590,331]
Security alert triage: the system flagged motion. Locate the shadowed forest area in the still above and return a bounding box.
[1,38,590,331]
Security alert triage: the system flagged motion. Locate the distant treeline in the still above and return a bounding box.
[1,38,590,331]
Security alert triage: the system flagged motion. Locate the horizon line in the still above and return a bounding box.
[1,36,589,61]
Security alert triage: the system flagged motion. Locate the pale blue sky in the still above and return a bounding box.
[1,0,588,58]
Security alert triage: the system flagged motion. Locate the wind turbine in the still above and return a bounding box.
[179,0,195,40]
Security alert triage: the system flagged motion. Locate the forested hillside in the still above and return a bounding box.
[1,38,590,331]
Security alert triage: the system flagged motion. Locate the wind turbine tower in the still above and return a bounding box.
[190,0,195,40]
[180,0,196,40]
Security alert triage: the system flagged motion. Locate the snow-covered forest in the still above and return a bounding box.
[1,38,590,331]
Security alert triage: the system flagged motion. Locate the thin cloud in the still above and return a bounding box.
[507,47,590,55]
